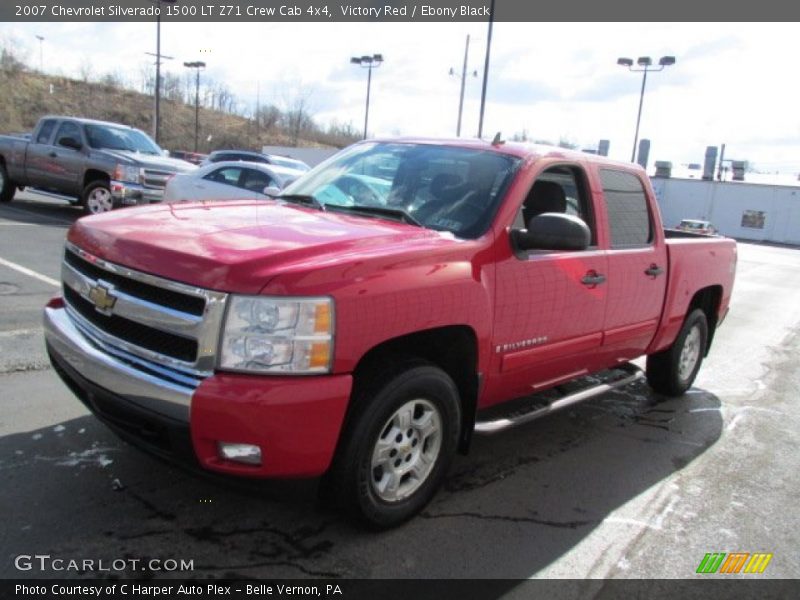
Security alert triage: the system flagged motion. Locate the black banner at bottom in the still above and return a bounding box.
[2,579,799,600]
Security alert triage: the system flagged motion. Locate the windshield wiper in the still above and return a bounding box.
[277,194,326,211]
[326,204,423,227]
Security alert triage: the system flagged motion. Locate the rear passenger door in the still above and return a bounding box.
[24,118,59,188]
[598,168,667,360]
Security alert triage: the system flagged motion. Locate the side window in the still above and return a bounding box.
[600,169,653,247]
[241,169,272,192]
[36,120,57,144]
[204,167,243,186]
[516,165,596,246]
[54,122,82,148]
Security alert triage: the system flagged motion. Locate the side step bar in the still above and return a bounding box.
[474,363,644,435]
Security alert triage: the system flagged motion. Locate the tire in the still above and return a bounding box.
[0,162,16,203]
[324,362,461,529]
[82,180,113,215]
[646,308,708,396]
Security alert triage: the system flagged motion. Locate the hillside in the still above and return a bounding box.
[0,64,357,153]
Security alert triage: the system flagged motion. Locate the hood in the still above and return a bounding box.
[94,149,196,172]
[67,200,460,294]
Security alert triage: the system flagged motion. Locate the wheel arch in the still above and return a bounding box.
[346,325,480,455]
[688,285,722,356]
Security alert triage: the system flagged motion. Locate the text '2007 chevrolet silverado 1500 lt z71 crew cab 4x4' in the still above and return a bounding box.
[44,138,736,528]
[0,116,195,214]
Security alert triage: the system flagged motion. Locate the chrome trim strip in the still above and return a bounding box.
[63,262,203,335]
[44,306,193,422]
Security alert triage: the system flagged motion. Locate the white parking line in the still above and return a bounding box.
[0,256,59,287]
[0,204,75,226]
[0,220,37,226]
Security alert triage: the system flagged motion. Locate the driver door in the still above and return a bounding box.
[485,163,609,405]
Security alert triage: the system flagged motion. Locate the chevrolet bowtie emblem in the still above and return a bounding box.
[88,283,117,314]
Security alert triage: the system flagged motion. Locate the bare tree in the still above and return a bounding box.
[280,83,315,146]
[78,58,93,83]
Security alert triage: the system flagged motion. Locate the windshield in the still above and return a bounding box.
[280,142,521,238]
[85,124,163,155]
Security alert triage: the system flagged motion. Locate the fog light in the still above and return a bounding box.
[217,442,262,465]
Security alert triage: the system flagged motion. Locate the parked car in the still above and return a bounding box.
[0,116,195,213]
[45,138,736,528]
[201,149,311,172]
[676,219,718,235]
[162,161,303,203]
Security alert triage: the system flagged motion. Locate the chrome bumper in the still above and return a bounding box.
[44,305,192,422]
[110,180,164,205]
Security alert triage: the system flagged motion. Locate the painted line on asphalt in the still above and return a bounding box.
[0,256,59,287]
[0,328,41,338]
[0,203,76,226]
[0,220,37,226]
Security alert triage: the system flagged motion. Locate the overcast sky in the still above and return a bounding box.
[3,21,799,174]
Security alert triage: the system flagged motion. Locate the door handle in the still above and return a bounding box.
[581,271,606,286]
[645,264,664,277]
[48,152,57,158]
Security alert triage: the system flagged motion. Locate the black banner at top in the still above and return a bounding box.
[4,0,800,22]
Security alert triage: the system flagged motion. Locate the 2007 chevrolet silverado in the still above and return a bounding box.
[0,116,195,214]
[44,138,736,527]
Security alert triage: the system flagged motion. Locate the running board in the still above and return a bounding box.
[474,364,644,435]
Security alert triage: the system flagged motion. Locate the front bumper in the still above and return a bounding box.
[44,304,353,478]
[110,180,164,206]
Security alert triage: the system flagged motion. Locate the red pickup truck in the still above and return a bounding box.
[44,138,736,528]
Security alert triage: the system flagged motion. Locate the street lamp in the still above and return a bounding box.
[35,35,44,72]
[146,0,177,145]
[183,61,206,152]
[617,55,676,163]
[350,54,383,140]
[449,35,478,137]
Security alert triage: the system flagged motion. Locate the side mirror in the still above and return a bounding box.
[58,136,82,151]
[512,213,590,252]
[263,186,281,197]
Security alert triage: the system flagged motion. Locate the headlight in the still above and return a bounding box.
[219,296,333,374]
[113,164,141,184]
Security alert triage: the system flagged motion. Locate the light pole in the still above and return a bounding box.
[449,35,477,137]
[350,54,383,140]
[35,35,44,72]
[617,55,676,163]
[477,0,495,138]
[183,61,205,152]
[146,0,177,144]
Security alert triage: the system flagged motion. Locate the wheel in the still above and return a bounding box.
[324,362,461,529]
[646,308,708,396]
[82,181,113,215]
[0,162,16,202]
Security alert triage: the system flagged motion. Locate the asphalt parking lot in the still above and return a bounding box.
[1,190,799,582]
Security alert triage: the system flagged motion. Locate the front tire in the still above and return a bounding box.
[325,362,461,529]
[82,180,113,215]
[646,308,709,396]
[0,162,16,203]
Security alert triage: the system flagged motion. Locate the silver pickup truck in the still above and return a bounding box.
[0,116,195,214]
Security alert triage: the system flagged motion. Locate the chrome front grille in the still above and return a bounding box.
[61,242,228,385]
[142,169,174,190]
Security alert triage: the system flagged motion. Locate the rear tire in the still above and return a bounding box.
[0,163,16,203]
[82,180,113,215]
[323,362,461,529]
[646,308,708,396]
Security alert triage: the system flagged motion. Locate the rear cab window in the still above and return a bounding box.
[599,169,653,247]
[35,120,57,144]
